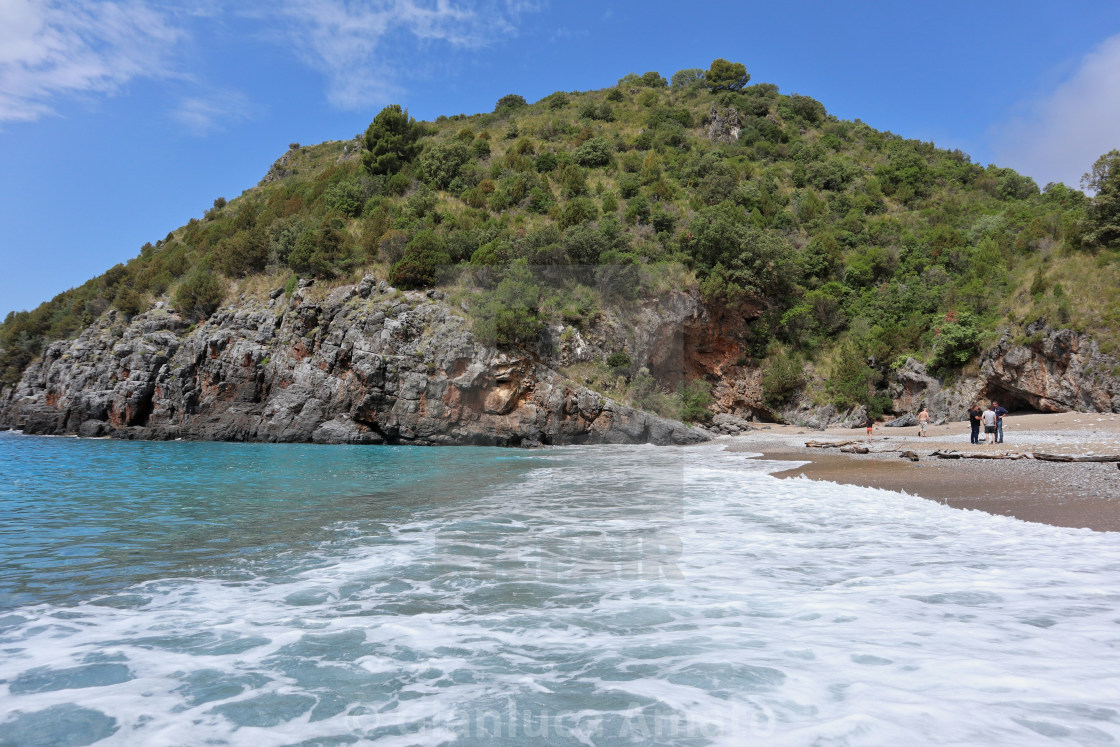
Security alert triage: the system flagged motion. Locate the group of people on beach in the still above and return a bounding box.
[862,401,1008,444]
[968,401,1008,445]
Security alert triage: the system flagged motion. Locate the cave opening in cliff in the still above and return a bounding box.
[983,387,1039,415]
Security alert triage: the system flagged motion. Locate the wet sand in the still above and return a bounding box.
[722,413,1120,532]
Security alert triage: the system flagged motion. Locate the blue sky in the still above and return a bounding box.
[2,0,1119,318]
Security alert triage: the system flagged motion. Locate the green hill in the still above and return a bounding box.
[3,60,1119,419]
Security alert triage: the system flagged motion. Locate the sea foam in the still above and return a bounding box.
[2,439,1119,745]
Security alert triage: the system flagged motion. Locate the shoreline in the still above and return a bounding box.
[722,412,1120,533]
[7,415,1120,531]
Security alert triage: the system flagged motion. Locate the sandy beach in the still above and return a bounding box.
[722,412,1120,532]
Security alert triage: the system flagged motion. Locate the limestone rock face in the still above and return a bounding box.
[882,328,1120,423]
[981,328,1120,413]
[0,279,708,446]
[704,106,742,144]
[889,358,983,423]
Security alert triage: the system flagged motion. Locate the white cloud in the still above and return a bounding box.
[172,90,254,135]
[0,0,185,122]
[0,0,542,125]
[274,0,538,110]
[992,33,1120,189]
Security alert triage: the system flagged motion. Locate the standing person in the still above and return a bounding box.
[982,404,997,445]
[864,413,875,443]
[918,407,930,438]
[992,401,1009,444]
[968,403,983,444]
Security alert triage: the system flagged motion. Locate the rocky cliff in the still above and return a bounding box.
[981,324,1120,414]
[887,326,1120,422]
[774,324,1120,430]
[4,270,1118,443]
[0,276,707,446]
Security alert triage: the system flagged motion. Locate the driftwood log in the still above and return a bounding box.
[929,450,1120,462]
[805,440,861,448]
[930,450,1028,460]
[840,445,870,454]
[810,444,1120,465]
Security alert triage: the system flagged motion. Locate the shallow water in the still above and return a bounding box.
[2,432,1120,745]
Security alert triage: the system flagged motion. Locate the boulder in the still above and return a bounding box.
[711,412,752,435]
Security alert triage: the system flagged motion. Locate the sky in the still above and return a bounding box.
[2,0,1119,318]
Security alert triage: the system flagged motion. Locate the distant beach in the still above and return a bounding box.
[724,412,1120,532]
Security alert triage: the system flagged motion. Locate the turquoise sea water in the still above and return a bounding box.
[2,431,1120,745]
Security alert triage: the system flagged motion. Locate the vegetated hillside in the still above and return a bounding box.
[3,61,1119,422]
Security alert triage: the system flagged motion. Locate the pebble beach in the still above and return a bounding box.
[723,412,1120,532]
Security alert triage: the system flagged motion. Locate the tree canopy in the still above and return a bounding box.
[362,105,423,176]
[494,94,528,113]
[1083,149,1120,249]
[704,59,750,91]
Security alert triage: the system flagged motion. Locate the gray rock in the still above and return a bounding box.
[705,106,742,144]
[885,413,918,427]
[981,327,1120,413]
[712,413,751,429]
[0,290,708,448]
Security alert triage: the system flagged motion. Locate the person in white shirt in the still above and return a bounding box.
[982,406,997,445]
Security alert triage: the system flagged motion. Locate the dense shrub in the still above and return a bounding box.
[324,179,365,217]
[618,173,641,199]
[419,142,473,190]
[543,92,570,109]
[534,152,558,173]
[647,107,694,130]
[788,94,826,123]
[931,312,980,370]
[471,261,543,346]
[670,68,705,89]
[761,348,803,407]
[111,286,143,317]
[682,203,794,299]
[389,231,451,288]
[562,223,606,264]
[288,222,348,278]
[173,268,225,320]
[572,137,613,168]
[827,342,877,410]
[215,228,268,277]
[558,198,598,229]
[579,101,615,122]
[676,378,713,423]
[527,186,554,214]
[494,94,528,113]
